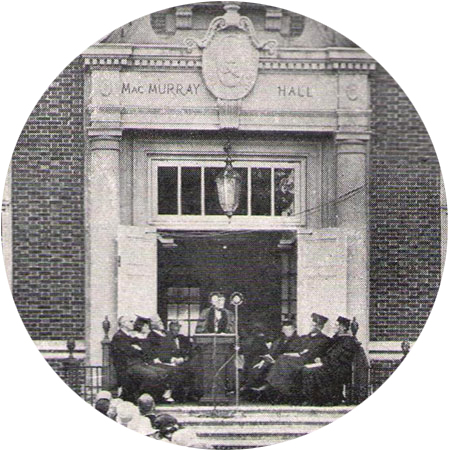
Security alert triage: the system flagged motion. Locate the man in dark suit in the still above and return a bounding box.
[195,292,235,334]
[145,316,199,402]
[263,313,332,399]
[167,321,193,361]
[244,320,303,392]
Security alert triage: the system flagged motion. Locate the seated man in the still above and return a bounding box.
[245,320,303,392]
[110,315,171,402]
[261,313,332,399]
[239,323,273,386]
[167,321,193,361]
[195,292,235,334]
[301,316,362,405]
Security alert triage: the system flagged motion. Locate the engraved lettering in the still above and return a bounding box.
[121,82,201,96]
[176,84,185,96]
[277,86,313,98]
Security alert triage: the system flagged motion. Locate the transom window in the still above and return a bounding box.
[151,160,303,221]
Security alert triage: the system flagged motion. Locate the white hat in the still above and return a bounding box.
[128,416,155,436]
[171,428,201,447]
[95,390,112,402]
[116,402,137,426]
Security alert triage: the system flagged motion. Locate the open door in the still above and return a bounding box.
[297,229,348,336]
[117,225,158,318]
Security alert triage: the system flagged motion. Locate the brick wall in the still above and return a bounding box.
[11,57,85,340]
[369,65,441,342]
[370,359,402,391]
[10,57,442,348]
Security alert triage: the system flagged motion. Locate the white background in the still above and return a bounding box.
[0,1,448,449]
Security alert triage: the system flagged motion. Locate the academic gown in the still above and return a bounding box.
[195,306,235,334]
[142,331,193,399]
[266,331,331,397]
[245,333,304,388]
[110,329,169,399]
[301,333,361,405]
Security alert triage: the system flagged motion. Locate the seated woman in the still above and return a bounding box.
[300,316,361,406]
[134,315,183,403]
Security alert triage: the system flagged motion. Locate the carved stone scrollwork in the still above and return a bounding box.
[185,3,278,55]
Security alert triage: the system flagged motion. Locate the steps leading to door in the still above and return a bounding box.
[157,405,353,448]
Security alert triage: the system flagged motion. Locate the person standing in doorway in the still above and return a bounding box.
[195,292,235,334]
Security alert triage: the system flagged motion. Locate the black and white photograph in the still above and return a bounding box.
[1,1,449,449]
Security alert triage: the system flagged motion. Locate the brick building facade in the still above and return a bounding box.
[3,2,443,388]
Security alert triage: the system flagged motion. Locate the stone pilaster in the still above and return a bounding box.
[336,135,369,350]
[86,132,122,365]
[1,165,12,289]
[336,137,368,228]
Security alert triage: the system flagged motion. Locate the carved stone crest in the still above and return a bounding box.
[185,3,277,105]
[203,31,259,101]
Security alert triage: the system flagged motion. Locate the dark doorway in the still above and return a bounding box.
[158,231,287,336]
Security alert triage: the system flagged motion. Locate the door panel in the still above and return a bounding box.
[117,225,158,318]
[297,229,348,336]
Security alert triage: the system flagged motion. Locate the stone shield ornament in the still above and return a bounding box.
[202,31,259,101]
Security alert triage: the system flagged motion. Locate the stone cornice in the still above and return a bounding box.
[87,105,371,118]
[83,44,376,72]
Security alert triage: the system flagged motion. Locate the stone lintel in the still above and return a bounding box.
[335,132,371,142]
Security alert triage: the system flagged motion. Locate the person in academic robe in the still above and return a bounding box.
[244,320,303,392]
[301,316,362,405]
[110,315,170,402]
[263,313,332,398]
[239,323,273,386]
[195,292,235,334]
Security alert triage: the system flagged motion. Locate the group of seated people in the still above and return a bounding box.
[240,314,365,405]
[111,315,200,403]
[110,304,365,406]
[94,390,203,446]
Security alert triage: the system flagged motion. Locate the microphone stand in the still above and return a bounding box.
[206,293,243,418]
[234,300,240,408]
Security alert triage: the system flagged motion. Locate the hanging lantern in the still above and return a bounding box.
[215,140,242,219]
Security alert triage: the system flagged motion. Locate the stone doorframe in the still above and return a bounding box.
[83,39,374,364]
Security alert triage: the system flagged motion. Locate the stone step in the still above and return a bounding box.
[195,424,322,436]
[177,417,333,426]
[158,405,352,418]
[155,405,351,448]
[201,438,298,449]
